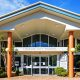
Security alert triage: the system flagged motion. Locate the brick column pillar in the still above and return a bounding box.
[68,31,74,77]
[7,32,12,78]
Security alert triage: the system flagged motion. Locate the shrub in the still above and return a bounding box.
[60,72,68,77]
[0,67,7,78]
[55,67,68,76]
[0,72,7,78]
[75,44,80,52]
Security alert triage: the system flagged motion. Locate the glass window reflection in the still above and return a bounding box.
[23,34,57,47]
[41,34,48,47]
[49,37,57,47]
[32,35,40,47]
[49,55,57,66]
[23,37,31,47]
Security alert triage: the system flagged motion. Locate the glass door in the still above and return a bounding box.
[32,56,48,75]
[32,56,40,75]
[41,56,48,74]
[23,55,31,75]
[22,55,57,75]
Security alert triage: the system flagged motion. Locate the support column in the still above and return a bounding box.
[7,32,12,78]
[57,55,60,67]
[68,31,74,77]
[21,55,24,74]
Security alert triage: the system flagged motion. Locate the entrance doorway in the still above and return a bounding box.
[15,55,57,75]
[32,56,48,75]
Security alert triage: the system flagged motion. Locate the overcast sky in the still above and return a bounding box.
[0,0,80,16]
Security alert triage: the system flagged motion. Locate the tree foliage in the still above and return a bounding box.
[75,44,80,53]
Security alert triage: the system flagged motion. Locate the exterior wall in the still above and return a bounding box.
[59,53,68,69]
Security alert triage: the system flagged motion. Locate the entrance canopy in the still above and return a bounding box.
[14,19,65,40]
[0,18,66,41]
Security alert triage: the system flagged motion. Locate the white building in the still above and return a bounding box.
[0,1,80,77]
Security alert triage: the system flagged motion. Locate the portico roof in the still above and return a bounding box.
[0,1,80,41]
[0,1,80,25]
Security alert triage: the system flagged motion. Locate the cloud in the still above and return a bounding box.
[13,0,29,8]
[0,0,30,16]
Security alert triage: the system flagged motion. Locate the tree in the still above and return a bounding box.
[75,44,80,53]
[0,35,7,71]
[0,35,15,71]
[75,44,80,69]
[0,35,4,67]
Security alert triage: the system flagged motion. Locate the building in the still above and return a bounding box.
[0,1,80,78]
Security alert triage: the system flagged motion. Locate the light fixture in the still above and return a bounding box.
[71,48,75,52]
[5,48,9,52]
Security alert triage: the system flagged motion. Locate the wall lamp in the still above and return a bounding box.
[5,48,9,52]
[71,48,75,52]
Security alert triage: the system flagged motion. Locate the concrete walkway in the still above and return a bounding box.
[0,75,80,80]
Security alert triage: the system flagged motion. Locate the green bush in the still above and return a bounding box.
[75,44,80,52]
[60,72,68,77]
[0,72,7,78]
[55,67,68,76]
[0,67,7,78]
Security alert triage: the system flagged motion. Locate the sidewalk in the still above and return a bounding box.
[0,75,80,80]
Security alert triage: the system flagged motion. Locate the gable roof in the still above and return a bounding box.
[0,1,80,25]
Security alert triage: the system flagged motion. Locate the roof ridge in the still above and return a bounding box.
[0,1,80,21]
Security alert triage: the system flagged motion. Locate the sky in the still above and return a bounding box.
[0,0,80,16]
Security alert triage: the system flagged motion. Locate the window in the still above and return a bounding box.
[74,55,80,69]
[23,34,57,47]
[49,55,57,66]
[23,37,31,47]
[15,57,21,67]
[15,42,22,47]
[32,35,40,47]
[64,39,75,47]
[24,55,31,75]
[24,55,31,66]
[24,68,31,75]
[64,39,68,47]
[49,68,55,75]
[49,37,57,47]
[41,34,48,47]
